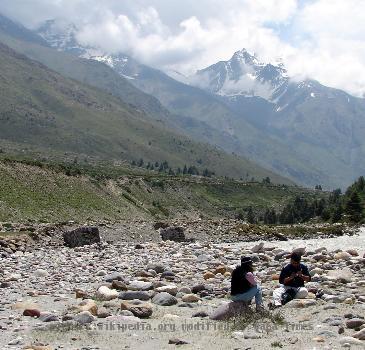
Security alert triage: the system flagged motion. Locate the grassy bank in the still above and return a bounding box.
[0,158,325,223]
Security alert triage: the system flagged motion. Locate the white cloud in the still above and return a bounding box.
[283,0,365,97]
[73,0,298,74]
[0,0,364,96]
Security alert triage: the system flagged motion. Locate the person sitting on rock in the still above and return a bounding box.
[271,252,311,307]
[230,256,264,311]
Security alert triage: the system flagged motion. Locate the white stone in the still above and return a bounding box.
[95,286,119,301]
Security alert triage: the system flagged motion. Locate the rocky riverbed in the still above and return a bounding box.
[0,225,364,350]
[0,219,356,256]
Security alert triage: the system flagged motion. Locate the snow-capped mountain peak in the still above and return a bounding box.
[231,48,264,68]
[190,48,289,101]
[37,20,141,80]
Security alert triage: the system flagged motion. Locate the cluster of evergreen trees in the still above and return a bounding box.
[130,159,215,178]
[343,176,365,223]
[245,176,365,225]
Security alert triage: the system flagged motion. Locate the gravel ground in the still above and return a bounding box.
[0,225,364,350]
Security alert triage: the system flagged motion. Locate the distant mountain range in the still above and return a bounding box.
[0,14,290,184]
[190,48,365,190]
[1,14,365,189]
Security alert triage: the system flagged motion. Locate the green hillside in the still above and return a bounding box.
[0,158,319,223]
[0,30,174,124]
[0,42,291,184]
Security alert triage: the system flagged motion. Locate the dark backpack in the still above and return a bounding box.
[281,288,297,305]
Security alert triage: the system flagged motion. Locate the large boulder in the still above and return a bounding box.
[160,227,186,242]
[63,226,100,248]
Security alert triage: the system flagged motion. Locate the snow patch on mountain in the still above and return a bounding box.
[37,20,86,54]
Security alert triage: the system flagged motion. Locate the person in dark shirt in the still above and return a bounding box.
[272,252,311,307]
[231,256,264,311]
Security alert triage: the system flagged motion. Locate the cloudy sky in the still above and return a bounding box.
[1,0,365,97]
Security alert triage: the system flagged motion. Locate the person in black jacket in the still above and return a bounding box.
[271,252,311,307]
[230,256,263,311]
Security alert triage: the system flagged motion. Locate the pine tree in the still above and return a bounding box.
[183,165,188,175]
[356,176,365,191]
[331,203,343,222]
[345,191,363,222]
